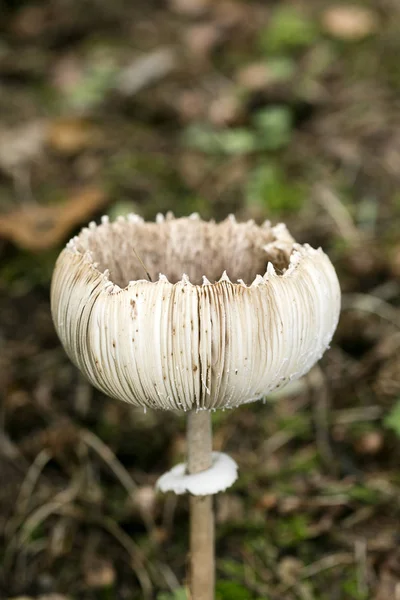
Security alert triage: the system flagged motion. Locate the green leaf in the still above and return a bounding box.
[348,485,381,505]
[252,106,293,150]
[66,62,118,111]
[183,125,258,155]
[275,514,311,546]
[267,57,296,81]
[157,588,188,600]
[384,399,400,437]
[216,581,254,600]
[246,163,305,214]
[259,7,319,54]
[342,574,369,599]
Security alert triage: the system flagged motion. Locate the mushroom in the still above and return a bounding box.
[51,213,340,600]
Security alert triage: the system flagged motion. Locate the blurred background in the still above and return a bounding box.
[0,0,400,598]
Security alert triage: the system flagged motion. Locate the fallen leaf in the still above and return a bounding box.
[49,53,83,94]
[390,244,400,278]
[183,23,222,59]
[0,187,108,251]
[0,120,47,175]
[237,58,295,91]
[47,118,100,155]
[278,556,303,585]
[178,90,207,121]
[84,558,116,588]
[208,93,242,126]
[213,1,249,28]
[10,3,48,38]
[354,431,384,455]
[169,0,212,17]
[321,6,378,41]
[115,48,177,96]
[237,62,274,91]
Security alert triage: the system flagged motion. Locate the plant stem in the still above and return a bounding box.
[187,410,214,600]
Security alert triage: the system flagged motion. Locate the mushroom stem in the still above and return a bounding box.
[187,410,214,600]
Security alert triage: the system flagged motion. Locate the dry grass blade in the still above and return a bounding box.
[152,560,181,593]
[280,552,354,595]
[94,515,153,599]
[333,406,382,425]
[15,449,51,517]
[133,246,153,281]
[3,475,82,576]
[5,448,52,539]
[301,552,354,579]
[80,429,155,536]
[341,293,400,328]
[314,184,361,245]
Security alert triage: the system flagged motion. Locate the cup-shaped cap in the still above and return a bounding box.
[51,214,340,410]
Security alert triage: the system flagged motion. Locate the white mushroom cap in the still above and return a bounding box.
[51,214,340,411]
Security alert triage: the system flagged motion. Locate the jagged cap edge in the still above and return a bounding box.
[63,214,325,292]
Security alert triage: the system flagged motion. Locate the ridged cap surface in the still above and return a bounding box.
[51,214,341,410]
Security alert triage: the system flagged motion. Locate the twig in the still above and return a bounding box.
[301,552,354,579]
[341,293,400,329]
[355,539,368,598]
[278,553,354,595]
[333,406,382,425]
[15,449,51,518]
[314,184,361,244]
[262,429,295,454]
[115,47,176,96]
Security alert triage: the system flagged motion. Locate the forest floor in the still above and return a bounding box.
[0,0,400,599]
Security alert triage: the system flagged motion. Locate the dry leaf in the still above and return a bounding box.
[169,0,212,17]
[178,90,207,121]
[0,120,47,175]
[10,4,48,38]
[84,558,116,588]
[0,187,108,251]
[354,431,384,455]
[213,1,249,28]
[183,23,222,59]
[237,62,273,91]
[115,48,177,96]
[47,118,100,155]
[390,244,400,278]
[321,6,378,41]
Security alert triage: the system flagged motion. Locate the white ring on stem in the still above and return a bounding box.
[156,452,238,496]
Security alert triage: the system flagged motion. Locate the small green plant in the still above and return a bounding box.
[275,514,311,547]
[216,581,255,600]
[66,61,118,111]
[342,573,369,600]
[252,106,293,150]
[384,398,400,437]
[259,7,319,55]
[183,125,258,155]
[157,587,189,600]
[246,163,306,215]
